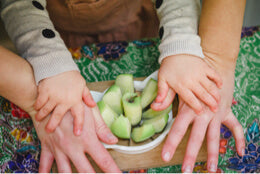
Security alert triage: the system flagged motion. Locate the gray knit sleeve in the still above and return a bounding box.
[1,0,79,84]
[153,0,205,63]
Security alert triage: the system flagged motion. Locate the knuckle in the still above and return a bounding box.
[100,158,111,170]
[173,128,186,140]
[42,107,50,115]
[190,135,204,146]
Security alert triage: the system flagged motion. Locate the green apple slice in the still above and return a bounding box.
[142,104,172,119]
[143,113,169,133]
[115,74,134,95]
[141,78,158,109]
[131,124,155,143]
[111,114,131,139]
[103,84,123,115]
[97,100,118,128]
[122,92,142,126]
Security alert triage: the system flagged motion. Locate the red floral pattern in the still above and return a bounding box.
[11,103,30,119]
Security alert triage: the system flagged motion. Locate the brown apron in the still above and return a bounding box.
[46,0,159,48]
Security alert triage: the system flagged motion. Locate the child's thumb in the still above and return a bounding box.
[155,78,169,103]
[83,87,96,107]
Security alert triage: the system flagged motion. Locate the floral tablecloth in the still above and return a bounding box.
[0,26,259,173]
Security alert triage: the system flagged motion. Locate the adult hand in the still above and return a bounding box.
[32,105,121,173]
[160,64,245,172]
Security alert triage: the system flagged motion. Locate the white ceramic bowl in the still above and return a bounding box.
[90,71,175,154]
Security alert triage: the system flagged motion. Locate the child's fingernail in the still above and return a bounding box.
[75,128,82,136]
[209,163,217,172]
[183,165,192,173]
[163,152,171,161]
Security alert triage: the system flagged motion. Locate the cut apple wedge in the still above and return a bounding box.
[111,115,131,139]
[103,84,123,115]
[143,113,169,133]
[115,74,134,95]
[141,78,158,109]
[131,124,155,143]
[122,92,142,126]
[142,104,172,119]
[97,100,118,128]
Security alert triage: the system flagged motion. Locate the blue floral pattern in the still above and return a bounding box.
[227,120,260,173]
[97,41,128,61]
[7,153,39,173]
[241,26,259,38]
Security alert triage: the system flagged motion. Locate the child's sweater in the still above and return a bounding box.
[0,0,204,84]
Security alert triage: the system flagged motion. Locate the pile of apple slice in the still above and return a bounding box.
[97,74,172,143]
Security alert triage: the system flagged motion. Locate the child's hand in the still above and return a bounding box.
[151,55,223,114]
[34,70,96,135]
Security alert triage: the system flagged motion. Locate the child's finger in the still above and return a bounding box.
[155,77,169,103]
[71,103,84,136]
[206,68,223,88]
[35,101,56,121]
[200,78,221,103]
[223,112,245,157]
[91,106,118,144]
[206,119,221,173]
[45,105,68,133]
[83,87,96,107]
[192,84,218,112]
[34,93,48,110]
[151,88,175,111]
[179,88,203,115]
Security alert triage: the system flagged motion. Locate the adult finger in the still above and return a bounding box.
[68,151,95,173]
[200,77,221,103]
[71,102,85,136]
[206,119,221,172]
[182,116,209,173]
[178,88,203,115]
[87,140,121,173]
[206,68,223,89]
[83,87,96,107]
[35,101,56,121]
[34,93,48,110]
[38,145,54,173]
[222,112,245,156]
[151,88,175,111]
[155,77,169,103]
[92,106,118,144]
[161,105,194,162]
[54,149,72,173]
[192,83,218,112]
[45,104,68,133]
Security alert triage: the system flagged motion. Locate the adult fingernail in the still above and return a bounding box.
[107,133,117,142]
[163,152,171,161]
[152,102,161,107]
[241,148,245,156]
[209,163,217,172]
[183,165,192,173]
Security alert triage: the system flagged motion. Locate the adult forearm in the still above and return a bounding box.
[0,46,37,116]
[199,0,246,71]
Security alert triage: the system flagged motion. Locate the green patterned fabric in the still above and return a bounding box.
[0,27,259,173]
